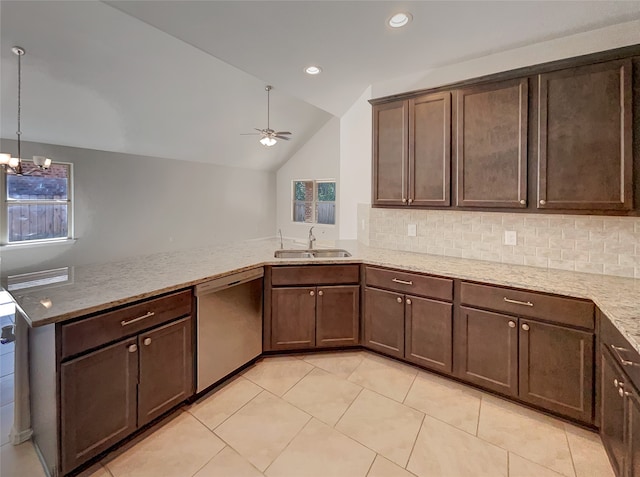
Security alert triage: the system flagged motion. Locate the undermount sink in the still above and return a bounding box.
[274,249,352,259]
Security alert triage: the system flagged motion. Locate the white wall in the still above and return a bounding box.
[276,117,340,242]
[0,140,276,275]
[336,20,640,239]
[339,86,372,240]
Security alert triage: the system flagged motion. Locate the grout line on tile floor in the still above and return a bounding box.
[401,369,419,404]
[363,453,377,477]
[404,412,426,472]
[187,443,226,477]
[506,450,510,477]
[476,395,483,437]
[190,387,269,433]
[261,414,313,476]
[333,386,365,429]
[563,425,579,477]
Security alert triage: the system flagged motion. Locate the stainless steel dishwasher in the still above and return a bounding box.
[195,268,263,393]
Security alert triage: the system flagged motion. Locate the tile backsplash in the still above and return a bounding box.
[357,204,640,278]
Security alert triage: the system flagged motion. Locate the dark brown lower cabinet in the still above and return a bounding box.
[519,320,593,423]
[60,316,193,475]
[601,345,627,477]
[316,285,359,347]
[271,287,316,350]
[628,390,640,477]
[364,287,405,358]
[138,317,193,426]
[60,337,138,475]
[455,307,519,396]
[405,296,452,373]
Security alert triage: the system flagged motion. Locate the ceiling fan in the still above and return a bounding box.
[241,85,291,147]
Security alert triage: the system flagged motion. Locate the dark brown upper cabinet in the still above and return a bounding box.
[537,59,633,211]
[373,93,451,207]
[456,79,528,208]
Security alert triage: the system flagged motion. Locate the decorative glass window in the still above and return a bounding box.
[292,180,336,225]
[2,161,73,244]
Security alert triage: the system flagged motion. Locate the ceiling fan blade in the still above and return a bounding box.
[275,135,291,141]
[274,131,291,135]
[254,128,266,133]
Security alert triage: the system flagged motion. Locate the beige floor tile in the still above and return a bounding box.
[367,455,416,477]
[105,412,225,477]
[302,351,364,378]
[336,389,423,467]
[214,391,310,471]
[348,353,417,402]
[407,416,507,477]
[81,463,112,477]
[242,356,314,396]
[0,374,14,407]
[509,453,565,477]
[477,396,575,477]
[0,352,13,378]
[1,402,14,446]
[194,446,264,477]
[403,371,481,435]
[564,423,615,477]
[0,441,47,477]
[190,376,262,430]
[266,418,375,477]
[283,367,362,426]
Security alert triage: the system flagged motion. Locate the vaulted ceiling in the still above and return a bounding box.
[1,1,639,171]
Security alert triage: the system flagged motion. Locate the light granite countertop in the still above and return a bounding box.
[6,238,640,353]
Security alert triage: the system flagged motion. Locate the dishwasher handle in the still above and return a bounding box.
[195,268,264,296]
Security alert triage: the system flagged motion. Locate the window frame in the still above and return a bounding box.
[0,159,74,246]
[291,179,336,226]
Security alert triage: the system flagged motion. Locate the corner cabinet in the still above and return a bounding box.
[372,92,451,207]
[265,265,360,351]
[537,59,633,211]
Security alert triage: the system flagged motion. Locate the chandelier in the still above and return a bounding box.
[0,47,53,175]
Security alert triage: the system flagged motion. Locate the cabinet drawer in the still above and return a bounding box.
[60,290,192,359]
[365,266,453,301]
[460,282,594,329]
[271,265,359,286]
[600,311,640,391]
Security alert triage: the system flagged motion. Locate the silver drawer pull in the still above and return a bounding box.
[392,278,413,286]
[503,297,534,307]
[611,345,640,367]
[121,311,155,327]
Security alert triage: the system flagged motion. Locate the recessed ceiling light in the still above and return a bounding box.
[388,12,412,28]
[305,66,322,75]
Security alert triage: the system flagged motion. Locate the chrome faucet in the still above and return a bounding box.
[308,226,316,249]
[278,229,284,249]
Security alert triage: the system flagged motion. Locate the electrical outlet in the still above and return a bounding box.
[504,230,517,246]
[408,224,417,237]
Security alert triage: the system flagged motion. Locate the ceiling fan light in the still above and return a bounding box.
[33,156,52,169]
[8,157,20,168]
[0,153,11,165]
[260,136,277,147]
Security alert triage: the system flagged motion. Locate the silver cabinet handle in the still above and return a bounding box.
[143,337,152,346]
[504,297,534,307]
[121,311,155,327]
[128,344,138,353]
[406,298,412,305]
[519,199,526,205]
[614,378,622,388]
[611,345,640,367]
[402,198,407,203]
[539,199,546,205]
[396,297,403,303]
[620,387,625,397]
[392,278,413,286]
[522,323,530,331]
[318,290,323,296]
[310,290,315,296]
[508,321,516,328]
[408,198,413,204]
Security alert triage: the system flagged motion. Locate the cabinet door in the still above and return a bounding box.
[372,100,409,206]
[538,59,633,210]
[455,307,518,396]
[271,287,316,350]
[364,287,405,359]
[60,337,138,475]
[138,317,193,427]
[601,345,628,477]
[519,320,594,423]
[409,92,451,206]
[405,296,453,373]
[456,79,528,208]
[628,388,640,477]
[316,285,360,347]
